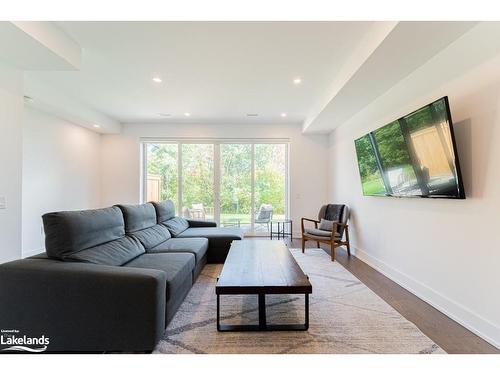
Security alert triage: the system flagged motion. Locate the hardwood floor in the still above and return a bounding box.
[288,239,499,354]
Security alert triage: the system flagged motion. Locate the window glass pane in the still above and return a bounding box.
[181,144,214,221]
[254,144,287,232]
[146,144,178,213]
[220,144,252,231]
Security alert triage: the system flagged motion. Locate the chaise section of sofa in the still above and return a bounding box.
[152,200,244,263]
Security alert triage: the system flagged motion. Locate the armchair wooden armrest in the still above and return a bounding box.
[301,217,319,233]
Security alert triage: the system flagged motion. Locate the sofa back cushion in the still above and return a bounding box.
[163,217,190,237]
[42,206,144,265]
[67,236,145,266]
[152,200,176,223]
[117,203,171,249]
[117,203,157,232]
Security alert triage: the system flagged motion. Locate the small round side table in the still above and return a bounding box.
[270,219,293,241]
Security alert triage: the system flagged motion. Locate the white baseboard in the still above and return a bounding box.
[352,246,500,350]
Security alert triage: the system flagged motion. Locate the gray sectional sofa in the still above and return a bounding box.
[0,200,243,353]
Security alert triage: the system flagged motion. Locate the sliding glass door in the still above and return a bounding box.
[254,144,287,231]
[144,140,288,235]
[181,144,215,221]
[145,143,179,214]
[219,144,252,231]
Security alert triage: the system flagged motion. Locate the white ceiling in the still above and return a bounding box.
[26,21,376,125]
[20,21,480,133]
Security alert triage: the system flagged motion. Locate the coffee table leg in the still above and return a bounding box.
[217,293,221,331]
[305,293,309,330]
[258,293,266,329]
[216,293,309,332]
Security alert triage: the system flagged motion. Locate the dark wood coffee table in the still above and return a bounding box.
[215,240,312,332]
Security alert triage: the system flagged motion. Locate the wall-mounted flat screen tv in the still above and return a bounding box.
[354,97,465,199]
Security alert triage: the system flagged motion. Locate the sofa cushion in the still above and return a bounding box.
[163,217,190,237]
[117,203,172,249]
[149,237,208,264]
[117,203,157,232]
[43,206,126,260]
[124,253,195,301]
[130,225,172,250]
[177,227,244,240]
[67,236,145,266]
[152,200,176,223]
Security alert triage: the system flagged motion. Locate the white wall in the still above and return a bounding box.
[327,23,500,348]
[101,123,329,236]
[0,62,23,264]
[22,106,101,257]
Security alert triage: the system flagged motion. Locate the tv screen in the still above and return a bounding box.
[354,97,465,199]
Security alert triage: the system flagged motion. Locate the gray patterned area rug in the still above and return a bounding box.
[154,248,445,354]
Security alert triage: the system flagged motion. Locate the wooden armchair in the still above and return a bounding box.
[301,204,351,262]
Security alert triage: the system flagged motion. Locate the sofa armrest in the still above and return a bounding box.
[187,219,217,228]
[0,258,166,352]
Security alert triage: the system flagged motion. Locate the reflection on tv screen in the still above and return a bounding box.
[354,97,465,199]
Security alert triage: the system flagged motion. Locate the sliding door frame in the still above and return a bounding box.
[141,137,290,235]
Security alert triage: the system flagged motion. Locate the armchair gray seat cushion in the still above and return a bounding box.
[304,228,336,237]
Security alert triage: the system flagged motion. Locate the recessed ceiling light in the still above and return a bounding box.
[152,77,162,83]
[158,113,171,117]
[93,124,100,128]
[281,113,287,117]
[246,113,259,117]
[293,77,302,85]
[184,112,191,117]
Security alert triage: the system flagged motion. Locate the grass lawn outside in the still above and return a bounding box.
[362,178,385,196]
